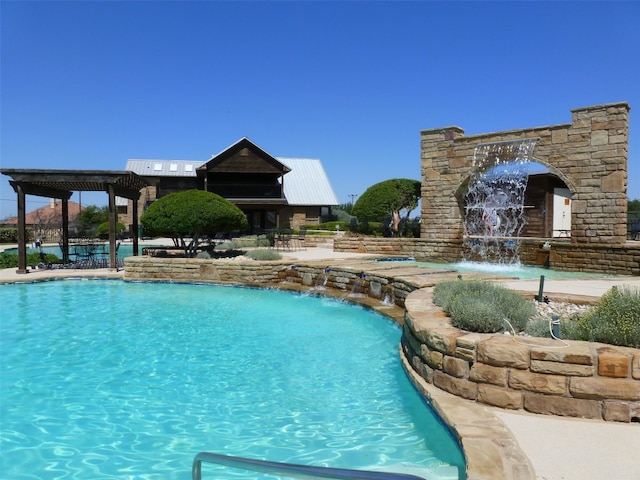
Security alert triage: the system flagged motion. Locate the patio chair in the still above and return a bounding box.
[275,230,292,251]
[293,228,307,250]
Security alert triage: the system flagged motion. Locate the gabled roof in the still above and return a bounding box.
[198,137,291,175]
[123,138,339,207]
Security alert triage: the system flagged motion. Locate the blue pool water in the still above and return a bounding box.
[0,280,465,480]
[413,260,622,280]
[3,243,145,259]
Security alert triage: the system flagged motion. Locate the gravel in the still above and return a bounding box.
[531,299,592,321]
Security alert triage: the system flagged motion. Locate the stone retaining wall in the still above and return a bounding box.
[402,288,640,423]
[333,236,640,275]
[124,256,417,308]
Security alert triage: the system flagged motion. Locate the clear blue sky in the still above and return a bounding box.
[1,0,639,220]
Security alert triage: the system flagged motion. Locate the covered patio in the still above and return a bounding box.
[1,169,147,273]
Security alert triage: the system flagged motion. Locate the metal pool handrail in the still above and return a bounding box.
[192,451,428,480]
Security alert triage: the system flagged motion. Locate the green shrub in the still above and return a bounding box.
[0,252,61,269]
[310,221,349,231]
[246,249,282,261]
[255,236,272,247]
[0,252,16,268]
[575,285,640,348]
[345,220,384,236]
[0,228,34,244]
[449,294,505,332]
[433,280,536,333]
[195,251,211,259]
[525,317,583,339]
[95,221,126,240]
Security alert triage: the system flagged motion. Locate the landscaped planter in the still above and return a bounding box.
[402,288,640,422]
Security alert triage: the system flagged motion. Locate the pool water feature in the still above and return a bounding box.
[462,139,538,264]
[0,280,465,480]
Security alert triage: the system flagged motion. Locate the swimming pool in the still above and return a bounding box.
[0,280,465,479]
[2,243,146,259]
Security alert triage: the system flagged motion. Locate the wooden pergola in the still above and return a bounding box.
[1,169,147,273]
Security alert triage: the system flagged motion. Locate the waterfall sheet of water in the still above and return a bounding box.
[463,138,538,264]
[350,277,366,297]
[313,273,329,290]
[381,290,395,306]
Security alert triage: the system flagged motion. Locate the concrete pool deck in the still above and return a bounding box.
[1,242,639,480]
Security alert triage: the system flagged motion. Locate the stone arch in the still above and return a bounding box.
[420,103,630,245]
[529,157,577,196]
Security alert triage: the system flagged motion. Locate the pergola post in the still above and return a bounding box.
[2,169,147,272]
[132,196,139,256]
[61,198,70,262]
[107,184,117,270]
[14,183,28,274]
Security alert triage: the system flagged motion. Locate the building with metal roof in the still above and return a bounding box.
[119,138,339,232]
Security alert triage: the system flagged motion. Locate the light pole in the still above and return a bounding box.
[348,194,358,205]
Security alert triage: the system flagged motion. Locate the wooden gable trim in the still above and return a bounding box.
[197,138,291,175]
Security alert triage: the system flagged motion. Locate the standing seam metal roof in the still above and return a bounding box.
[277,158,339,206]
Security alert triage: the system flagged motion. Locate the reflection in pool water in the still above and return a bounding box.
[0,280,466,480]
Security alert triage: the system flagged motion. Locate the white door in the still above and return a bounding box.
[553,188,571,237]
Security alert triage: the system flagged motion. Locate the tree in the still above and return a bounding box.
[352,179,421,236]
[76,205,109,237]
[96,221,126,240]
[141,190,248,257]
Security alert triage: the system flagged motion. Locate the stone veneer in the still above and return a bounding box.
[420,102,630,245]
[332,236,640,276]
[124,255,418,307]
[402,288,640,423]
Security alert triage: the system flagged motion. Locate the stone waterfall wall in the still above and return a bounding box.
[420,102,630,245]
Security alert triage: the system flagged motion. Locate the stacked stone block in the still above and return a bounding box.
[402,288,640,422]
[124,256,418,308]
[333,236,640,275]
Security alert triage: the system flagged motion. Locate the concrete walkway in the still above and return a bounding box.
[1,242,639,480]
